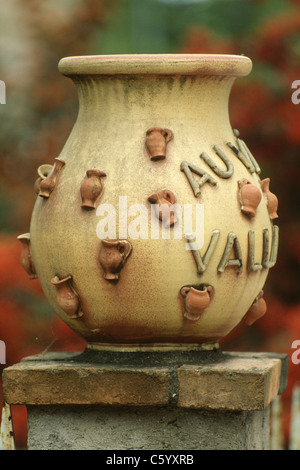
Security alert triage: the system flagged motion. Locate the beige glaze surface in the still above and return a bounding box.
[28,55,278,349]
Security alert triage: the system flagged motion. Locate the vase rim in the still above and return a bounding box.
[58,54,252,78]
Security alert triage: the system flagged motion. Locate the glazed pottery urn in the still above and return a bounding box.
[22,54,279,352]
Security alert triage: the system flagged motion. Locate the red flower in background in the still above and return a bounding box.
[0,236,86,449]
[253,13,300,70]
[179,26,236,55]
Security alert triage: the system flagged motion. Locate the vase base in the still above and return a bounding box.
[85,341,219,353]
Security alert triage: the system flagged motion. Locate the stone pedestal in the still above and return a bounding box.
[2,349,288,450]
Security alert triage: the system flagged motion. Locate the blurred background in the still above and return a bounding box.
[0,0,299,450]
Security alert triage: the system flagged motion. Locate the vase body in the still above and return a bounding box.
[28,54,279,350]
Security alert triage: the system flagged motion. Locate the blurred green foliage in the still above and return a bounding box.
[92,0,295,54]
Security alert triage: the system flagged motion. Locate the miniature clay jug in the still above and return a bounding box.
[99,239,132,280]
[51,275,83,319]
[148,189,177,227]
[261,178,279,220]
[238,179,262,218]
[34,164,53,195]
[39,158,65,198]
[17,233,37,280]
[243,291,267,326]
[80,169,106,210]
[145,127,173,161]
[180,285,213,321]
[24,55,279,351]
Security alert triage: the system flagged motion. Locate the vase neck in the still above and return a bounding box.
[72,74,235,131]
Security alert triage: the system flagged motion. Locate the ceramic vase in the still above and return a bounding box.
[22,54,279,351]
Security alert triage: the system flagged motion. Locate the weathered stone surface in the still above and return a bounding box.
[2,350,288,450]
[2,350,286,411]
[3,362,170,406]
[177,355,281,410]
[26,405,271,450]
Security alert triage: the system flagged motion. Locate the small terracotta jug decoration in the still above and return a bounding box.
[148,189,177,227]
[17,233,37,279]
[180,284,213,321]
[145,127,173,161]
[34,164,53,195]
[39,158,65,198]
[99,239,132,280]
[238,179,262,218]
[243,290,267,326]
[80,169,107,210]
[260,178,278,220]
[51,275,83,319]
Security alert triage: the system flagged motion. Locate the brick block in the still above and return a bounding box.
[177,355,282,410]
